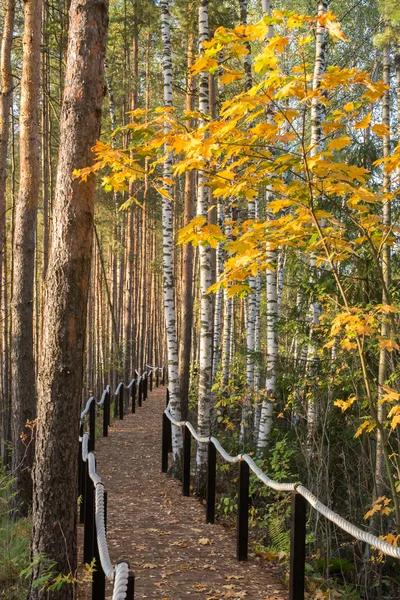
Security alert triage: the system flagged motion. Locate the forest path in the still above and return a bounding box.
[79,386,286,600]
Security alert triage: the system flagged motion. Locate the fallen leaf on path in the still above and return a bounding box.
[142,563,158,569]
[198,537,211,545]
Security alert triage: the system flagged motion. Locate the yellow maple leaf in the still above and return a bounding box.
[334,396,356,412]
[354,113,372,129]
[372,123,391,137]
[327,136,351,151]
[379,339,400,352]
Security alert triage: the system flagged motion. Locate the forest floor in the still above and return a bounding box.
[78,386,287,600]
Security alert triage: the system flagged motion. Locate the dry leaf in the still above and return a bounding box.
[198,537,212,545]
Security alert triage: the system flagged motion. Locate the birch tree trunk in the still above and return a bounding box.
[221,212,233,387]
[238,0,256,444]
[257,0,277,452]
[30,0,108,595]
[0,0,14,464]
[11,0,42,514]
[195,0,213,495]
[306,0,327,459]
[161,0,183,465]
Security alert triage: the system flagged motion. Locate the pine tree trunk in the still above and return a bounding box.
[30,0,108,595]
[375,43,391,522]
[179,33,195,418]
[11,0,42,514]
[0,0,14,464]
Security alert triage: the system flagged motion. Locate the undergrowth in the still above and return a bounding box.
[0,468,31,600]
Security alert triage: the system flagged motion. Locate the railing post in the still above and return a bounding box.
[162,366,165,386]
[206,441,216,524]
[84,459,95,564]
[236,460,249,561]
[162,413,170,473]
[78,429,85,524]
[131,383,136,414]
[126,571,135,599]
[289,491,306,600]
[103,392,109,437]
[114,390,118,418]
[92,486,105,600]
[149,370,153,392]
[166,394,172,453]
[156,369,159,387]
[138,379,142,408]
[119,386,124,420]
[182,426,191,497]
[144,375,148,400]
[89,399,96,452]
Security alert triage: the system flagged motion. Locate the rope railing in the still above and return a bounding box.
[162,395,400,600]
[78,364,165,600]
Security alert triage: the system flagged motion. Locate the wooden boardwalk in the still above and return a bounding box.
[79,387,286,600]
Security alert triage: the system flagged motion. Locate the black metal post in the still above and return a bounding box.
[108,391,112,426]
[156,369,159,387]
[84,461,95,564]
[131,383,136,414]
[104,490,107,532]
[144,375,148,400]
[126,571,135,599]
[236,460,249,561]
[149,370,153,392]
[92,486,105,600]
[89,399,96,452]
[113,390,118,418]
[206,441,216,524]
[78,432,85,524]
[162,366,165,386]
[138,380,142,407]
[119,386,124,420]
[182,427,191,496]
[166,402,172,453]
[103,392,109,437]
[162,413,169,473]
[289,492,306,600]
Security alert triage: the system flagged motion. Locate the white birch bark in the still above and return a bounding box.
[222,204,233,387]
[306,0,327,458]
[212,198,224,381]
[161,0,182,463]
[238,0,256,444]
[257,0,277,452]
[195,0,213,494]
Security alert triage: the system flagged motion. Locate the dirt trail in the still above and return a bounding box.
[78,386,286,600]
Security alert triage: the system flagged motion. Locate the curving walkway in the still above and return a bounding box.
[79,387,286,600]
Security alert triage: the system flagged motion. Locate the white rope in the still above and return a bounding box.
[98,388,109,406]
[82,433,89,462]
[80,396,95,422]
[164,403,400,559]
[95,483,115,580]
[112,562,130,600]
[296,485,400,559]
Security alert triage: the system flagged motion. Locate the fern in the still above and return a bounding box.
[265,516,290,554]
